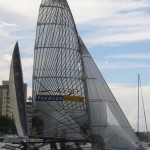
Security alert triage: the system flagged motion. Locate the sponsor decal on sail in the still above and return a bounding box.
[36,95,63,101]
[64,96,84,102]
[36,95,84,102]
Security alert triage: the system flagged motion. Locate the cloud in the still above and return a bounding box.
[68,0,150,24]
[0,22,18,27]
[1,0,150,46]
[0,53,11,82]
[0,21,31,54]
[69,0,150,45]
[0,20,35,59]
[0,53,11,69]
[0,21,19,39]
[0,0,41,21]
[98,61,150,69]
[106,53,150,59]
[84,25,150,45]
[68,0,113,23]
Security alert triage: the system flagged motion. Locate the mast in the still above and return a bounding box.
[137,74,149,142]
[137,74,140,133]
[138,74,149,135]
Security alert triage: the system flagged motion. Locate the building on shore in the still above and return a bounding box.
[0,80,27,119]
[26,100,32,133]
[0,81,12,119]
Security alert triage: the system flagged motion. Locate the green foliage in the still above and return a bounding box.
[0,115,16,133]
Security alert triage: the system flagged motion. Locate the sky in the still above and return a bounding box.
[0,0,150,131]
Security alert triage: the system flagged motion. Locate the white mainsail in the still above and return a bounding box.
[32,0,89,140]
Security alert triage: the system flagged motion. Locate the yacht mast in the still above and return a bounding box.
[137,74,148,134]
[137,74,140,133]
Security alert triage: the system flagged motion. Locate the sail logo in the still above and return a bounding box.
[64,96,84,102]
[36,95,84,102]
[36,95,63,101]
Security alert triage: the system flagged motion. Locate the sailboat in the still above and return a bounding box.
[0,42,29,149]
[1,0,144,149]
[31,0,143,149]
